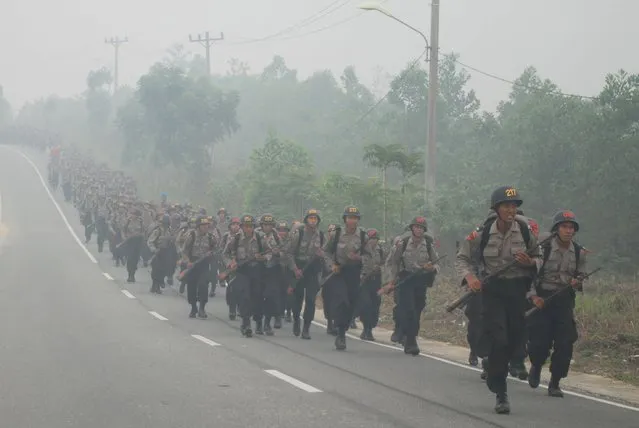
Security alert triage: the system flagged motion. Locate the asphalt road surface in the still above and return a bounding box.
[1,146,638,428]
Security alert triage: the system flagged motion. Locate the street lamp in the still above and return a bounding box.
[358,1,439,213]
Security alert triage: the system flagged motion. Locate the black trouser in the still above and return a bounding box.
[482,277,529,393]
[96,216,108,251]
[280,269,294,316]
[396,273,429,340]
[150,249,169,285]
[358,275,382,329]
[233,264,264,322]
[126,236,143,275]
[329,264,361,332]
[292,263,321,323]
[527,288,578,379]
[226,275,239,314]
[465,292,485,357]
[321,276,333,320]
[186,260,210,305]
[262,266,281,319]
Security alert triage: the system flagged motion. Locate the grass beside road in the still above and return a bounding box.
[375,274,639,386]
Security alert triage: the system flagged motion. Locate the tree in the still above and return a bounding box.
[85,67,113,131]
[363,143,406,239]
[0,85,11,127]
[244,133,315,218]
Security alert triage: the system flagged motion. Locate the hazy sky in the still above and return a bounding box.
[1,0,637,111]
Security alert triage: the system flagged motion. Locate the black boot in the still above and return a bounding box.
[198,303,207,319]
[350,319,358,329]
[360,327,375,341]
[468,350,479,367]
[528,364,541,389]
[403,336,420,356]
[264,317,274,336]
[127,272,135,283]
[255,319,264,335]
[274,316,282,329]
[189,304,197,318]
[179,282,185,294]
[229,309,236,321]
[284,311,292,323]
[335,328,346,351]
[548,375,564,397]
[327,319,337,336]
[480,358,488,380]
[301,321,311,340]
[241,318,253,338]
[166,276,174,286]
[391,328,402,343]
[293,317,301,337]
[495,392,510,414]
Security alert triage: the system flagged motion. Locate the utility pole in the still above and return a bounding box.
[104,36,128,93]
[425,0,440,210]
[188,31,224,75]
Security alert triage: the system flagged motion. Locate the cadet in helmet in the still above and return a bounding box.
[285,209,325,339]
[358,228,384,341]
[456,186,540,415]
[217,208,228,231]
[527,210,587,398]
[257,213,282,336]
[222,215,273,338]
[147,214,172,294]
[381,216,439,355]
[181,216,217,319]
[222,217,242,320]
[323,206,367,351]
[275,221,293,325]
[175,216,196,294]
[123,208,146,283]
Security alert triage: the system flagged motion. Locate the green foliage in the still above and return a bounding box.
[8,47,639,273]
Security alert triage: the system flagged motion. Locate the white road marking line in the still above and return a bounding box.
[149,311,168,321]
[310,321,639,412]
[103,272,114,280]
[192,334,221,347]
[264,369,322,393]
[121,290,136,299]
[4,148,97,264]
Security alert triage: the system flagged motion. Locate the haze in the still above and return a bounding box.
[1,0,636,111]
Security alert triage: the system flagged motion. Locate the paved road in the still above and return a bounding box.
[1,146,637,428]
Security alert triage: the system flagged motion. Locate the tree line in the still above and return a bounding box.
[3,45,638,272]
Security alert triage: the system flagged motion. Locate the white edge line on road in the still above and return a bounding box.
[4,148,97,264]
[103,272,114,280]
[148,311,168,321]
[310,321,639,412]
[121,290,136,299]
[191,334,221,347]
[264,369,322,393]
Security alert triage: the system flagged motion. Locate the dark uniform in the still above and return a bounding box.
[527,210,587,398]
[285,209,325,339]
[323,206,367,351]
[181,216,217,319]
[383,217,439,355]
[456,186,540,414]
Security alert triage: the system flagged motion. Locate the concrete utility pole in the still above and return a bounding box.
[104,36,128,93]
[425,0,440,209]
[188,31,224,75]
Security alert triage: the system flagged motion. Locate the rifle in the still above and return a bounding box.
[178,252,215,281]
[288,255,322,292]
[446,233,556,313]
[217,250,272,281]
[378,254,448,296]
[525,267,602,317]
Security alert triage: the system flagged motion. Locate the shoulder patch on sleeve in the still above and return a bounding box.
[466,230,479,241]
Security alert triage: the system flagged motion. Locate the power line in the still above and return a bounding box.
[104,36,128,93]
[188,31,224,75]
[441,52,599,101]
[226,0,349,46]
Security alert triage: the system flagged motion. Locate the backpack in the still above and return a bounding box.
[478,216,532,263]
[294,227,325,257]
[233,231,263,255]
[399,235,433,270]
[538,240,582,279]
[330,227,366,263]
[186,230,214,260]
